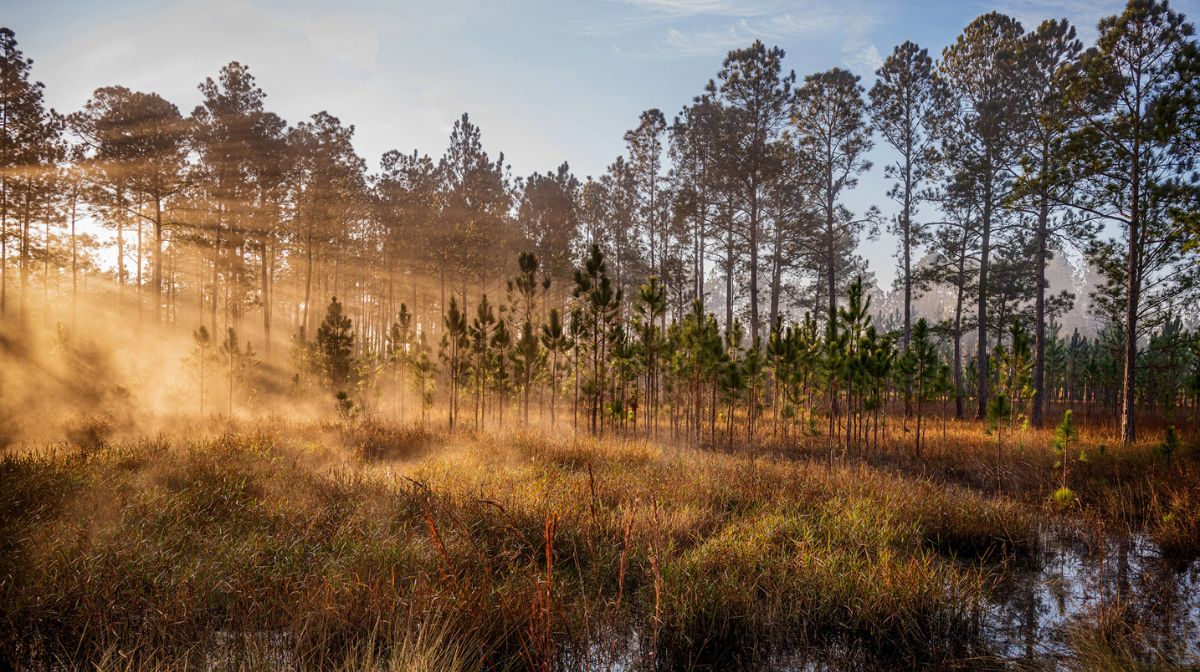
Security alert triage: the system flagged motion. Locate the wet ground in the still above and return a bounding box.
[984,526,1200,668]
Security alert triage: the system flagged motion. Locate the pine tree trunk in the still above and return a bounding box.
[749,179,762,345]
[976,193,992,421]
[1,178,7,318]
[1032,191,1049,428]
[70,192,77,326]
[19,192,30,325]
[953,255,966,421]
[302,220,314,339]
[1121,140,1141,445]
[136,209,143,320]
[260,238,271,359]
[154,197,163,324]
[725,228,734,330]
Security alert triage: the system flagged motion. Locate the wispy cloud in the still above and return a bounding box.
[621,0,784,18]
[633,0,883,71]
[837,9,883,75]
[622,0,764,16]
[658,12,844,57]
[581,0,795,37]
[843,43,883,73]
[986,0,1129,40]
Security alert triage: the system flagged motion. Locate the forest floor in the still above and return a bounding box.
[1,413,1198,671]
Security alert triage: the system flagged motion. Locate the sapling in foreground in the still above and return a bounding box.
[1053,409,1077,500]
[987,392,1012,491]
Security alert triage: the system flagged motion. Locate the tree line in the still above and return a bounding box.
[2,0,1199,443]
[275,247,1198,464]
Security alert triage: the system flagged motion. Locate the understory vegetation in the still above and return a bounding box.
[1,416,1196,671]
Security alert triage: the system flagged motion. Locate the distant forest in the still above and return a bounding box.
[1,1,1199,443]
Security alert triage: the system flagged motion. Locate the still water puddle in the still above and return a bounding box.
[983,527,1200,667]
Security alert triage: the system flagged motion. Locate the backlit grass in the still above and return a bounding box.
[0,414,1194,670]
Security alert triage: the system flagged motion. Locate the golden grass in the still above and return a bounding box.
[0,414,1195,670]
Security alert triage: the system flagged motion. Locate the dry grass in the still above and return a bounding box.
[750,411,1200,559]
[0,413,1195,670]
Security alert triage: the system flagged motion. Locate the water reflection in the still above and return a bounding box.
[984,527,1200,667]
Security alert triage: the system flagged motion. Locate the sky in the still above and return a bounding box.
[7,0,1197,287]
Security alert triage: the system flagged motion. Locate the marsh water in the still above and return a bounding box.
[983,526,1200,667]
[783,527,1200,670]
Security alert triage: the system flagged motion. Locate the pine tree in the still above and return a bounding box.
[511,318,543,426]
[316,296,354,394]
[742,337,766,445]
[353,347,382,418]
[820,316,849,466]
[712,40,794,343]
[794,68,875,327]
[986,386,1013,490]
[193,63,301,337]
[411,332,437,428]
[541,308,570,427]
[933,362,954,441]
[1052,409,1077,493]
[509,252,548,426]
[0,28,53,319]
[766,316,789,439]
[624,110,668,290]
[187,325,215,415]
[573,244,622,435]
[435,113,515,301]
[441,296,470,430]
[902,318,939,458]
[719,319,746,451]
[870,40,944,348]
[993,320,1035,424]
[219,327,258,416]
[635,276,667,435]
[837,277,873,456]
[861,326,895,454]
[386,304,413,420]
[1007,18,1093,428]
[1067,0,1197,443]
[491,317,513,426]
[469,294,497,429]
[936,12,1025,421]
[518,164,580,289]
[72,86,188,324]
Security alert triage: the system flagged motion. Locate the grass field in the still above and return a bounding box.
[1,412,1197,671]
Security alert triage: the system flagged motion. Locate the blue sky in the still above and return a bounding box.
[7,0,1196,286]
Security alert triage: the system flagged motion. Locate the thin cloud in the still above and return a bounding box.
[987,0,1130,40]
[650,4,879,60]
[580,0,782,36]
[621,0,783,18]
[838,11,883,75]
[654,11,847,57]
[844,43,883,73]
